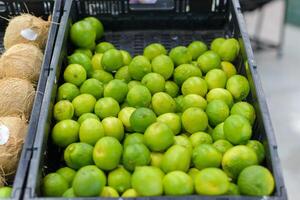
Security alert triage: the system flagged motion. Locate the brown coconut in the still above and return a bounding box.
[0,175,4,187]
[0,116,28,181]
[0,43,43,84]
[4,14,50,50]
[0,78,35,119]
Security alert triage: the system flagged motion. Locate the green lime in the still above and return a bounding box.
[57,83,80,101]
[118,107,136,131]
[64,142,93,169]
[174,135,193,154]
[210,37,225,53]
[221,61,237,78]
[161,145,191,173]
[62,188,75,197]
[206,88,234,108]
[231,101,256,125]
[79,118,105,145]
[0,187,12,198]
[84,17,104,40]
[104,79,128,103]
[226,183,240,195]
[52,120,79,148]
[206,100,230,126]
[144,122,174,152]
[130,107,157,133]
[56,167,76,186]
[143,43,167,60]
[115,66,131,83]
[92,69,113,84]
[80,78,104,99]
[151,92,176,115]
[169,46,192,66]
[63,64,87,86]
[188,168,200,181]
[181,76,207,96]
[182,107,208,134]
[93,137,123,170]
[213,139,233,154]
[246,140,265,164]
[197,51,221,74]
[121,188,138,197]
[70,20,96,48]
[108,166,131,193]
[42,173,69,197]
[77,113,99,124]
[205,69,227,90]
[72,94,96,117]
[189,132,213,148]
[120,50,132,66]
[164,81,179,97]
[102,117,124,141]
[101,49,123,72]
[188,41,208,60]
[95,42,115,53]
[173,64,202,86]
[122,143,151,171]
[157,113,181,135]
[53,100,74,121]
[151,55,174,80]
[91,53,103,70]
[100,186,119,197]
[94,97,120,119]
[217,38,240,62]
[128,55,152,80]
[224,115,252,145]
[192,144,222,170]
[226,75,250,101]
[68,52,93,77]
[127,80,142,90]
[141,73,165,94]
[72,165,106,197]
[237,165,274,196]
[182,94,207,111]
[74,48,93,59]
[222,145,258,179]
[163,171,193,195]
[126,85,152,107]
[150,152,164,168]
[174,95,184,112]
[123,133,144,147]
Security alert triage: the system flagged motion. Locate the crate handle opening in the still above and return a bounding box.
[129,0,174,11]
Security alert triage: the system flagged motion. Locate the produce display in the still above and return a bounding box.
[0,14,50,197]
[42,17,275,198]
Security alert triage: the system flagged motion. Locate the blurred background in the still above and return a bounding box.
[242,0,299,199]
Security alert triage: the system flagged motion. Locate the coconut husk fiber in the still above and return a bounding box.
[0,116,28,181]
[4,14,50,50]
[0,43,43,84]
[0,78,35,119]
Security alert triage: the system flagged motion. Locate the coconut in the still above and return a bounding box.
[4,14,50,49]
[0,43,43,84]
[0,175,4,187]
[0,78,35,119]
[0,116,28,181]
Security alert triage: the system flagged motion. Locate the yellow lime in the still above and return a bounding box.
[79,118,105,145]
[121,188,138,197]
[128,55,151,80]
[181,76,208,97]
[189,132,213,148]
[182,94,207,111]
[64,142,93,169]
[115,66,131,83]
[151,55,174,80]
[108,166,131,193]
[72,94,96,117]
[77,113,99,124]
[226,75,250,101]
[157,113,181,135]
[102,117,124,141]
[100,186,119,197]
[213,139,233,154]
[150,152,164,168]
[92,69,113,84]
[68,52,93,77]
[182,107,208,134]
[95,42,115,53]
[192,144,222,169]
[57,83,80,101]
[151,92,176,115]
[231,101,256,125]
[62,188,75,197]
[221,61,237,78]
[188,168,200,181]
[173,64,202,86]
[226,183,240,195]
[63,64,87,86]
[53,100,74,121]
[210,37,225,53]
[120,50,132,65]
[205,69,227,90]
[80,78,104,99]
[217,38,240,62]
[141,73,165,94]
[118,107,136,131]
[206,88,234,108]
[74,48,93,58]
[163,171,193,195]
[143,43,167,60]
[164,81,179,97]
[56,167,76,186]
[206,100,230,126]
[197,51,221,74]
[126,85,152,107]
[94,97,120,119]
[91,53,103,70]
[188,41,208,60]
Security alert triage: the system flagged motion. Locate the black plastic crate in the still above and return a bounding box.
[0,0,61,199]
[25,0,287,199]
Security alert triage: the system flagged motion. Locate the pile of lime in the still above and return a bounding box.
[42,17,275,197]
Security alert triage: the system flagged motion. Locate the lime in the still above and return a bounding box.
[101,49,123,72]
[102,117,124,141]
[217,38,240,62]
[130,107,157,133]
[84,17,104,40]
[80,78,104,99]
[226,183,240,195]
[222,145,258,179]
[115,66,131,83]
[122,143,151,171]
[52,119,79,148]
[157,113,181,135]
[213,139,233,154]
[131,166,164,196]
[128,55,152,80]
[181,76,207,96]
[182,107,208,133]
[93,137,123,170]
[238,165,275,196]
[53,100,74,121]
[206,88,234,108]
[164,81,179,97]
[151,55,174,80]
[224,115,252,145]
[64,142,93,169]
[70,20,96,48]
[0,187,12,198]
[221,61,237,78]
[169,46,192,66]
[143,43,167,60]
[68,52,93,77]
[163,171,193,195]
[174,95,184,112]
[123,133,144,147]
[231,101,256,125]
[197,51,221,74]
[62,188,75,197]
[226,75,250,101]
[120,50,132,65]
[194,168,229,195]
[192,144,222,169]
[74,48,93,59]
[188,168,200,181]
[77,113,99,124]
[91,53,103,70]
[127,80,142,90]
[104,79,128,103]
[118,107,136,131]
[122,188,138,197]
[206,100,229,126]
[151,92,176,115]
[95,42,115,53]
[173,64,202,86]
[72,94,96,117]
[189,132,213,148]
[92,69,113,84]
[205,69,227,90]
[79,118,104,145]
[57,83,80,101]
[246,140,265,164]
[174,135,193,154]
[150,152,164,168]
[161,145,191,173]
[182,94,207,111]
[56,167,76,186]
[210,37,225,53]
[63,64,87,86]
[141,73,165,94]
[72,165,106,197]
[108,166,131,193]
[94,97,120,119]
[42,173,69,197]
[188,41,208,60]
[144,122,174,152]
[126,85,152,107]
[86,42,96,51]
[100,186,119,197]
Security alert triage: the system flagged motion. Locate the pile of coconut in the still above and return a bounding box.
[0,14,50,187]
